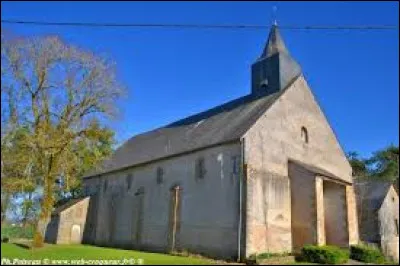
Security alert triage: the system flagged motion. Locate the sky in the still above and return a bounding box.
[1,1,399,159]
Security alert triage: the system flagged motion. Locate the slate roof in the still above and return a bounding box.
[84,76,300,178]
[354,180,393,211]
[84,24,302,179]
[261,24,289,58]
[52,197,87,215]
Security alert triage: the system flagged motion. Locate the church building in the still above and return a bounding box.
[45,24,359,260]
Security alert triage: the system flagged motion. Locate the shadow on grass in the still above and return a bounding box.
[13,242,31,250]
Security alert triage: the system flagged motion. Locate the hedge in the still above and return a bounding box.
[300,245,349,264]
[1,224,35,240]
[350,244,385,264]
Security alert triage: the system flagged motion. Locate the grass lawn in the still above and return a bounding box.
[2,243,380,265]
[1,243,212,265]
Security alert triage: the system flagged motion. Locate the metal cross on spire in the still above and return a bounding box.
[272,5,278,26]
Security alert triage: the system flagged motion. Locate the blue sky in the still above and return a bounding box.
[1,1,399,158]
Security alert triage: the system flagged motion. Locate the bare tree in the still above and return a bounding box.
[1,33,124,245]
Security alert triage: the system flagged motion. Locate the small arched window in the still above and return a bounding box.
[301,126,309,144]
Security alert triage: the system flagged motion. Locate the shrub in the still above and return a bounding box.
[350,244,385,264]
[257,252,290,260]
[32,231,44,248]
[300,245,349,264]
[247,252,293,265]
[1,224,35,240]
[1,237,9,243]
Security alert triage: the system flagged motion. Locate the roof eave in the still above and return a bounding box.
[83,138,241,180]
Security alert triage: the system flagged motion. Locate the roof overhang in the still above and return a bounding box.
[289,159,352,186]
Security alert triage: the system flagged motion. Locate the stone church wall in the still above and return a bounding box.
[243,75,358,256]
[288,162,317,251]
[378,187,399,262]
[45,197,90,244]
[83,142,242,259]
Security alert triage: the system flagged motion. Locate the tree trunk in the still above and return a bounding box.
[37,179,54,230]
[35,155,56,245]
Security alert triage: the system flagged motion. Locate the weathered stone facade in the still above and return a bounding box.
[243,75,358,256]
[45,197,90,244]
[346,185,359,245]
[44,25,360,260]
[355,182,399,262]
[83,143,242,259]
[379,187,399,263]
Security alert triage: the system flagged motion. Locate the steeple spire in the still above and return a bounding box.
[251,23,301,95]
[260,24,289,58]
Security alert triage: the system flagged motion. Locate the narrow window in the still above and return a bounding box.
[103,179,108,192]
[301,126,309,144]
[195,157,206,180]
[232,155,240,175]
[395,219,399,236]
[157,167,164,184]
[126,174,133,190]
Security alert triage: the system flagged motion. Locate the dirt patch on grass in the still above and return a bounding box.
[257,256,296,265]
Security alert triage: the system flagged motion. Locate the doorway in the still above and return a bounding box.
[70,224,81,244]
[323,181,349,247]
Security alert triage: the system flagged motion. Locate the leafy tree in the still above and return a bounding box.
[55,125,115,203]
[1,33,124,245]
[1,125,37,225]
[19,189,41,227]
[347,145,399,186]
[366,145,398,181]
[347,151,368,178]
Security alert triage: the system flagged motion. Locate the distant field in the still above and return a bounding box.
[1,243,211,265]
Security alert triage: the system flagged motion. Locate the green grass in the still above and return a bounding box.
[1,243,211,265]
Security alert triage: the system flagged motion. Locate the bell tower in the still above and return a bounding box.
[251,24,301,95]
